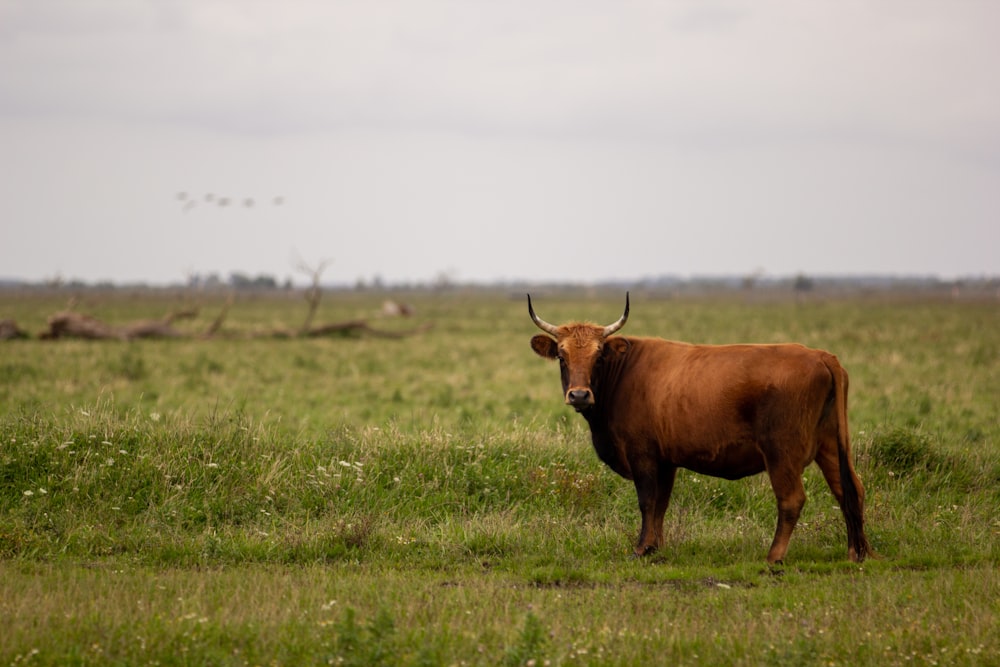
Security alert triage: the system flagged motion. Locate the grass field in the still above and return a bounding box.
[1,289,998,665]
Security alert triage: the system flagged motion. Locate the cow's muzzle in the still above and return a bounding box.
[566,388,594,410]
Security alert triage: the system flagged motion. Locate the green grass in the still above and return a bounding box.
[1,289,998,665]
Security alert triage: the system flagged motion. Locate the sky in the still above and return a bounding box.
[1,1,998,287]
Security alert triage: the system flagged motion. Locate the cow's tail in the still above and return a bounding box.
[827,356,872,562]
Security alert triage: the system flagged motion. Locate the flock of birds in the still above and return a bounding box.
[175,192,285,212]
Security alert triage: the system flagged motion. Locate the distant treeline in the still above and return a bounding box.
[1,273,998,296]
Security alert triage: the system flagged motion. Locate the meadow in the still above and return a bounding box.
[1,288,998,666]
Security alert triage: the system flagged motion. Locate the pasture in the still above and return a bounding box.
[1,289,998,665]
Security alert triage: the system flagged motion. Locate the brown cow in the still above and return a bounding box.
[528,293,870,564]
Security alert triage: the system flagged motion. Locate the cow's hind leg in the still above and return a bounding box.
[633,465,677,557]
[815,437,870,562]
[765,463,807,565]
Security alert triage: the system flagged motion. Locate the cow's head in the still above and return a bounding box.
[528,293,630,411]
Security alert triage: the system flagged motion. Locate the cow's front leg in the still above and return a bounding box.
[633,464,678,557]
[765,464,807,565]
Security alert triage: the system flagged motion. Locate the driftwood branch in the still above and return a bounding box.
[302,320,433,339]
[24,302,430,341]
[10,256,427,341]
[0,319,29,340]
[39,309,199,340]
[202,295,233,337]
[123,309,199,339]
[294,256,333,335]
[41,312,122,340]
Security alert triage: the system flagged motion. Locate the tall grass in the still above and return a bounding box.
[1,291,998,664]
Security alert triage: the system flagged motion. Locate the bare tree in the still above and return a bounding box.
[294,255,334,335]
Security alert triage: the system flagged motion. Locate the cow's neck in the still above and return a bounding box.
[579,338,634,477]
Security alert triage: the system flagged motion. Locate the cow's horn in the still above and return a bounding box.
[527,294,560,336]
[602,292,630,337]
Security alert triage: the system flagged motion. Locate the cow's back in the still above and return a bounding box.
[602,337,836,478]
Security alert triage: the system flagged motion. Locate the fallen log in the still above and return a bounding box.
[0,319,29,340]
[30,309,430,341]
[39,309,199,340]
[122,309,199,339]
[40,312,122,340]
[301,320,433,339]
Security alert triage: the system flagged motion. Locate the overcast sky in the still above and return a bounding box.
[1,1,997,286]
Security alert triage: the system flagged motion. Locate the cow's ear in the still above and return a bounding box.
[531,335,559,359]
[605,337,630,356]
